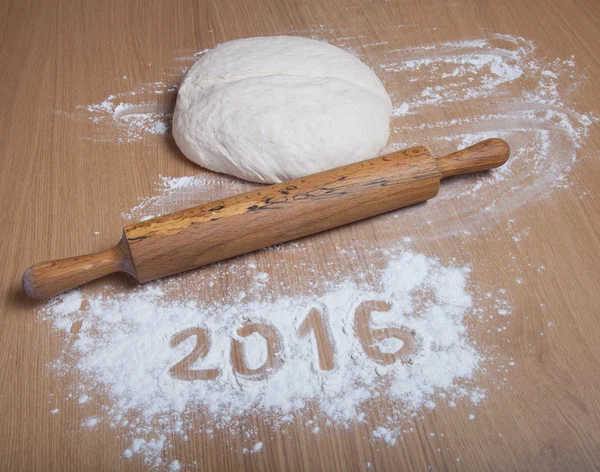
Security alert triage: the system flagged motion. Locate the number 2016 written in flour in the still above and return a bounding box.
[168,300,418,381]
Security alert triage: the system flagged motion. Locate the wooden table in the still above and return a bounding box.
[1,0,600,470]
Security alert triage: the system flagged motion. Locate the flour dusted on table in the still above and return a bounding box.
[41,251,500,467]
[41,27,594,471]
[75,33,596,239]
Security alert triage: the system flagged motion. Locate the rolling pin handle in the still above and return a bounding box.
[435,138,510,179]
[22,236,135,299]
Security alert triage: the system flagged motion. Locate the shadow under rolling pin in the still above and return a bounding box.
[23,138,509,299]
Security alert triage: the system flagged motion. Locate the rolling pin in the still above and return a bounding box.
[23,138,509,299]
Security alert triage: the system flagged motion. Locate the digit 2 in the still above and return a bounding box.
[169,327,220,381]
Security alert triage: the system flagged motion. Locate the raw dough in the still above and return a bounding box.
[173,36,392,184]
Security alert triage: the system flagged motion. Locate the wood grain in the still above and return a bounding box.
[436,138,509,179]
[126,145,442,281]
[22,139,508,298]
[21,237,134,299]
[1,0,600,471]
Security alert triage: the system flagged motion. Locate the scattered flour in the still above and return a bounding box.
[40,28,592,471]
[238,331,269,371]
[93,34,597,237]
[63,81,177,143]
[376,34,596,233]
[84,417,99,428]
[251,442,263,454]
[372,426,397,446]
[121,174,255,221]
[41,251,501,468]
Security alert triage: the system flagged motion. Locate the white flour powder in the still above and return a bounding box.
[97,34,596,235]
[41,28,589,470]
[42,252,500,467]
[375,34,596,234]
[122,174,255,221]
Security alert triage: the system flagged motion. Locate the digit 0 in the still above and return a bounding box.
[230,322,283,379]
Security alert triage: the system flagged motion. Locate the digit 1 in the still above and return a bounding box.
[298,306,335,371]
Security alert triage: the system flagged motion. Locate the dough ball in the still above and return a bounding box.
[173,36,392,184]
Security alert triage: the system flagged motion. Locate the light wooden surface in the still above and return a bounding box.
[1,0,600,471]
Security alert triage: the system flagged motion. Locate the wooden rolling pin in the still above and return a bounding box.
[23,138,509,299]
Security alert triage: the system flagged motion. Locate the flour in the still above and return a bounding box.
[39,30,590,471]
[84,417,99,428]
[121,173,259,221]
[67,81,177,143]
[101,34,596,235]
[83,99,172,143]
[372,426,397,445]
[121,174,255,221]
[250,442,263,454]
[52,34,595,238]
[238,331,269,370]
[41,251,500,467]
[375,35,596,235]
